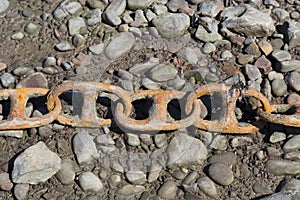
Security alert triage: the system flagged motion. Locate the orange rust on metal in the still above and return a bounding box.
[114,90,201,131]
[0,88,61,130]
[258,104,300,127]
[47,82,132,128]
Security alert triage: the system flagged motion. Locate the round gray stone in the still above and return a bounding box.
[78,172,103,192]
[125,171,147,185]
[148,64,178,82]
[207,163,234,186]
[283,135,300,152]
[265,160,300,176]
[197,177,217,197]
[0,0,9,13]
[157,180,177,199]
[14,184,29,200]
[55,159,77,185]
[286,71,300,91]
[208,152,237,166]
[271,79,287,97]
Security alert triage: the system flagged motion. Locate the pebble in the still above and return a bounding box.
[286,71,300,91]
[280,178,300,192]
[55,42,74,51]
[157,180,177,199]
[11,32,24,40]
[125,133,141,147]
[129,27,142,37]
[197,177,217,197]
[102,0,126,26]
[12,141,61,184]
[73,131,99,164]
[127,0,153,10]
[0,72,15,88]
[207,163,234,186]
[287,93,300,104]
[272,50,291,62]
[116,184,145,198]
[230,136,253,148]
[140,78,160,89]
[273,8,290,22]
[0,130,23,138]
[78,172,104,193]
[277,60,300,72]
[167,0,188,12]
[284,151,300,160]
[53,0,82,20]
[104,32,135,59]
[68,17,86,36]
[55,159,77,185]
[16,72,48,88]
[152,13,190,38]
[221,50,233,59]
[256,190,300,200]
[195,23,222,42]
[283,135,300,152]
[0,0,9,13]
[202,42,216,54]
[125,170,147,184]
[172,169,186,180]
[14,184,29,200]
[208,152,237,166]
[254,55,272,74]
[87,8,102,26]
[72,34,85,47]
[182,171,198,185]
[108,174,121,188]
[148,64,178,82]
[265,160,300,176]
[269,132,286,143]
[89,43,104,55]
[271,79,287,97]
[154,134,167,148]
[167,78,185,90]
[0,62,7,72]
[179,47,198,64]
[167,133,208,167]
[252,183,273,195]
[268,71,284,81]
[198,0,224,18]
[152,4,168,15]
[245,64,261,80]
[258,40,273,55]
[266,147,282,158]
[210,135,228,150]
[24,22,40,35]
[287,21,300,48]
[0,173,13,191]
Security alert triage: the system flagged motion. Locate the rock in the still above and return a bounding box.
[167,0,188,12]
[268,71,284,81]
[14,184,29,200]
[210,135,228,150]
[272,79,287,97]
[53,0,82,20]
[179,47,198,64]
[286,72,300,91]
[127,0,153,10]
[108,174,121,188]
[0,62,7,72]
[230,136,253,148]
[24,22,40,35]
[245,64,261,80]
[244,42,261,58]
[284,151,300,160]
[11,32,24,40]
[55,159,77,185]
[207,163,234,186]
[102,0,126,26]
[208,152,237,166]
[157,180,177,199]
[273,8,290,22]
[0,130,23,138]
[89,43,104,55]
[147,163,162,183]
[255,190,300,200]
[197,177,217,197]
[152,13,190,38]
[0,0,9,13]
[287,93,300,104]
[167,133,208,167]
[222,6,275,37]
[125,133,141,147]
[277,60,300,73]
[269,132,286,143]
[253,183,273,195]
[55,42,74,51]
[272,50,291,62]
[152,4,168,15]
[254,55,272,74]
[104,32,135,60]
[129,57,160,76]
[129,27,142,37]
[78,172,103,192]
[195,23,222,42]
[12,142,61,184]
[116,185,145,198]
[87,8,102,26]
[198,0,224,17]
[16,72,48,88]
[283,135,300,152]
[0,173,13,191]
[68,17,86,36]
[148,64,177,82]
[125,171,147,184]
[72,34,85,47]
[280,178,300,192]
[258,40,273,55]
[202,42,216,54]
[0,72,15,88]
[154,133,167,148]
[73,131,99,165]
[287,21,300,48]
[140,78,160,90]
[265,160,300,176]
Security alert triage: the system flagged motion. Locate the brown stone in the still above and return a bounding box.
[254,55,272,74]
[258,40,273,56]
[16,72,48,88]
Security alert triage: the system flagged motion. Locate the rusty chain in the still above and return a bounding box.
[0,81,299,134]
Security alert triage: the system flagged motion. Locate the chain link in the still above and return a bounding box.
[0,81,298,133]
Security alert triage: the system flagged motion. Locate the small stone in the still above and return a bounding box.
[277,60,300,72]
[252,183,273,195]
[291,11,300,19]
[179,47,198,64]
[167,0,188,12]
[152,13,190,38]
[55,159,77,185]
[255,191,300,200]
[254,55,272,74]
[283,135,300,152]
[195,23,222,43]
[0,130,23,138]
[238,54,254,65]
[116,185,145,198]
[24,22,40,35]
[265,160,300,176]
[68,17,86,36]
[280,178,300,192]
[0,173,13,191]
[140,78,160,90]
[266,147,282,157]
[0,72,15,88]
[129,57,160,76]
[284,152,300,161]
[16,72,48,88]
[0,0,9,13]
[272,50,292,62]
[14,184,29,200]
[258,40,273,55]
[167,78,185,90]
[286,71,300,91]
[231,136,253,148]
[198,0,224,18]
[12,142,61,184]
[182,171,199,185]
[197,177,217,197]
[0,62,7,72]
[271,79,287,97]
[125,133,140,147]
[268,71,284,81]
[87,8,102,26]
[244,42,261,58]
[43,57,56,67]
[108,174,121,188]
[55,42,74,51]
[269,132,286,143]
[221,50,233,59]
[273,8,290,22]
[287,93,300,104]
[127,0,153,10]
[125,171,147,184]
[102,0,126,26]
[11,32,24,40]
[78,172,103,192]
[207,163,234,186]
[152,4,168,15]
[210,135,227,150]
[129,27,142,37]
[72,34,85,47]
[154,134,167,148]
[89,43,104,55]
[104,32,135,60]
[245,64,261,80]
[53,1,82,20]
[157,180,177,199]
[208,152,237,166]
[148,64,178,82]
[287,21,300,49]
[202,42,216,54]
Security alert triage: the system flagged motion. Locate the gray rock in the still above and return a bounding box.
[140,78,161,89]
[125,133,140,147]
[179,47,198,64]
[230,136,253,148]
[166,0,188,12]
[55,159,77,185]
[284,151,300,161]
[198,0,224,18]
[245,64,261,80]
[102,0,126,26]
[89,43,104,55]
[283,135,300,152]
[78,172,103,192]
[167,133,208,167]
[287,21,300,48]
[287,93,300,104]
[272,50,292,62]
[16,72,48,88]
[197,177,217,197]
[0,0,9,13]
[14,184,29,200]
[195,23,222,43]
[268,71,284,81]
[255,190,300,200]
[116,184,145,198]
[208,152,237,166]
[129,57,160,76]
[73,131,99,164]
[127,0,153,10]
[104,32,135,60]
[286,72,300,91]
[221,50,233,59]
[87,8,102,26]
[0,130,23,138]
[276,60,300,72]
[95,134,115,145]
[53,0,82,20]
[269,132,286,143]
[24,22,40,35]
[152,13,190,38]
[125,170,147,184]
[0,173,13,191]
[167,78,185,90]
[272,79,287,97]
[152,4,168,15]
[210,135,228,150]
[72,34,85,47]
[273,8,290,22]
[154,134,167,148]
[129,27,142,37]
[222,6,275,37]
[265,160,300,176]
[253,183,273,195]
[182,171,199,185]
[280,178,300,192]
[11,32,24,40]
[108,174,121,188]
[202,42,216,54]
[157,180,177,199]
[12,142,61,184]
[55,42,74,51]
[148,64,177,82]
[0,72,15,88]
[68,17,86,36]
[207,163,234,186]
[147,163,162,183]
[266,147,281,158]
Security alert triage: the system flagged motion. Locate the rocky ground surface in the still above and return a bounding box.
[0,0,300,199]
